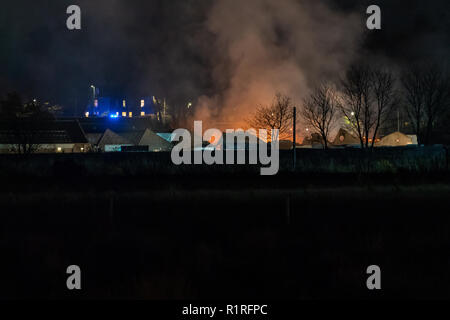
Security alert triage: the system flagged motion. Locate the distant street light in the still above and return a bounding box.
[187,102,192,109]
[90,85,96,100]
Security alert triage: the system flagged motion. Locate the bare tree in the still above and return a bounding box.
[0,93,54,154]
[6,120,42,154]
[340,64,397,148]
[248,93,294,140]
[422,66,450,144]
[371,69,398,147]
[402,67,426,144]
[0,92,22,117]
[301,83,339,149]
[340,64,373,148]
[170,101,194,129]
[402,65,450,145]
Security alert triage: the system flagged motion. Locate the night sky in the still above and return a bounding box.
[1,0,449,116]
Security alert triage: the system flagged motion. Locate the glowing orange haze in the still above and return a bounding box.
[184,0,361,143]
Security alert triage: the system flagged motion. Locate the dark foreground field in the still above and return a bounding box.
[1,177,450,300]
[1,147,450,299]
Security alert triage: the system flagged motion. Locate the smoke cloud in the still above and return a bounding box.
[192,0,363,129]
[3,0,449,121]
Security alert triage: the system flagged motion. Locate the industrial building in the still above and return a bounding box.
[79,117,174,152]
[84,86,170,123]
[0,115,175,154]
[88,128,173,152]
[85,96,160,118]
[0,120,89,153]
[375,132,418,147]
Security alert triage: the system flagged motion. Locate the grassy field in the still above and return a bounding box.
[0,145,447,179]
[1,183,450,299]
[1,147,449,299]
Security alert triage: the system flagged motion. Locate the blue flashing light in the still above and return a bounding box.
[109,114,119,119]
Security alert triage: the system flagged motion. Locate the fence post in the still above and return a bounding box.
[293,107,297,170]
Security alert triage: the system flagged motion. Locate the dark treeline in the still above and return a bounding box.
[0,93,57,154]
[2,60,450,154]
[0,147,447,183]
[300,61,450,148]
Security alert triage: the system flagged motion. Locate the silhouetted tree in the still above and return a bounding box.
[402,64,450,145]
[248,93,294,140]
[371,69,398,147]
[170,101,194,129]
[0,93,54,154]
[340,64,373,148]
[0,92,23,118]
[340,64,397,148]
[301,83,339,149]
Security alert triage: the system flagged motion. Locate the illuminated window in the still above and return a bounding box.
[122,112,127,117]
[129,112,132,117]
[94,99,98,107]
[141,100,145,107]
[85,112,89,118]
[123,100,126,107]
[141,111,145,116]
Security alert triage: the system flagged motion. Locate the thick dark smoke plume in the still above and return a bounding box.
[193,0,362,128]
[1,0,449,124]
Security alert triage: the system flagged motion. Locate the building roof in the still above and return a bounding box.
[97,129,133,147]
[0,120,88,144]
[85,133,103,145]
[376,131,415,147]
[120,130,147,145]
[222,131,264,150]
[139,129,173,151]
[78,117,170,134]
[332,128,360,146]
[279,140,302,150]
[96,128,173,151]
[302,133,326,146]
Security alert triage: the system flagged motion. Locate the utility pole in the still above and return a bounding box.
[293,106,297,169]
